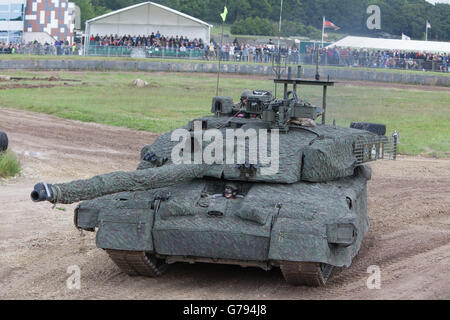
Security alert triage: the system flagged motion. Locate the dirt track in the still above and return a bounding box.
[0,108,449,300]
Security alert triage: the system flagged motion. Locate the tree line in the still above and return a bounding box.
[73,0,450,41]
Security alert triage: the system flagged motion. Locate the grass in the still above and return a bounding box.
[0,150,20,178]
[0,70,448,157]
[2,54,449,78]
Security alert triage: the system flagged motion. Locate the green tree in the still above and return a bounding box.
[73,0,109,28]
[76,0,450,40]
[231,17,275,36]
[72,0,95,27]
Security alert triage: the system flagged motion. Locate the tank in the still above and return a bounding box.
[31,78,396,286]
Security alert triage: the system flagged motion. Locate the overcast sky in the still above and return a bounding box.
[425,0,450,4]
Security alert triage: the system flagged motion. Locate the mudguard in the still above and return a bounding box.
[76,192,157,251]
[96,199,154,251]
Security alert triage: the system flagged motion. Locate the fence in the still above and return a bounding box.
[2,43,448,73]
[86,45,208,60]
[0,43,81,56]
[299,53,448,72]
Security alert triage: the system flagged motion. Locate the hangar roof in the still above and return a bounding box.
[327,36,450,53]
[86,1,212,28]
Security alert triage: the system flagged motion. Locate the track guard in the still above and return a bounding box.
[96,199,155,251]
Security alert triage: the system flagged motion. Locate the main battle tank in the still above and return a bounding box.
[31,78,396,286]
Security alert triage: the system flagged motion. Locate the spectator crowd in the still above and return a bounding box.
[1,40,80,56]
[1,31,449,73]
[88,32,449,72]
[211,40,297,63]
[306,46,449,72]
[0,42,20,54]
[89,32,300,64]
[89,32,205,51]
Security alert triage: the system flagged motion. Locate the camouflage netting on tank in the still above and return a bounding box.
[139,117,378,183]
[51,164,207,204]
[301,135,356,182]
[151,172,369,265]
[268,174,369,267]
[51,117,381,204]
[301,127,378,182]
[75,167,370,265]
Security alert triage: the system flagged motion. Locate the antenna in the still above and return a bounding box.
[278,0,283,49]
[273,0,284,98]
[315,48,320,80]
[216,1,228,97]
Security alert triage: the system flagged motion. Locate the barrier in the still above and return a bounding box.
[0,59,448,86]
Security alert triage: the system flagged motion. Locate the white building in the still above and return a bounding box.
[328,36,450,54]
[85,2,212,48]
[0,0,26,43]
[0,0,78,45]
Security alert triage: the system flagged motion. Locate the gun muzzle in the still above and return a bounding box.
[31,183,54,203]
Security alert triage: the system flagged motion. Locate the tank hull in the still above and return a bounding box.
[75,168,369,269]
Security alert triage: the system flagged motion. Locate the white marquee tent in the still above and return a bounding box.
[327,36,450,53]
[85,2,212,50]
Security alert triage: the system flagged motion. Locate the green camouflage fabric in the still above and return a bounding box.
[75,167,369,267]
[53,116,378,205]
[52,164,207,204]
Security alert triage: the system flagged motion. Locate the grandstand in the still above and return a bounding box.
[84,2,212,56]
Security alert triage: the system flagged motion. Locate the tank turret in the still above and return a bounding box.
[31,120,388,205]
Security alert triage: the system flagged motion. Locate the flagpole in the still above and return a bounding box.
[216,21,224,97]
[426,21,428,41]
[321,16,325,47]
[216,4,227,97]
[274,0,283,98]
[277,0,283,61]
[278,0,283,48]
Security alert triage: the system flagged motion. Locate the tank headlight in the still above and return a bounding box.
[326,223,357,247]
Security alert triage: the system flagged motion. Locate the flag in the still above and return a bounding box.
[426,21,431,29]
[324,19,340,31]
[402,33,411,40]
[220,6,228,22]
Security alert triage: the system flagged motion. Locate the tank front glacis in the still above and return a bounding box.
[32,79,394,287]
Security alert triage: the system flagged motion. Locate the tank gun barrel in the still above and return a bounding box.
[31,183,55,202]
[31,164,207,205]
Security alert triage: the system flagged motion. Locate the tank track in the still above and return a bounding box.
[106,250,167,277]
[280,262,334,287]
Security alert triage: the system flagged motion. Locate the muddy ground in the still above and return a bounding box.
[0,108,449,300]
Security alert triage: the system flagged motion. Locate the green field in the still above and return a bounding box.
[0,70,448,157]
